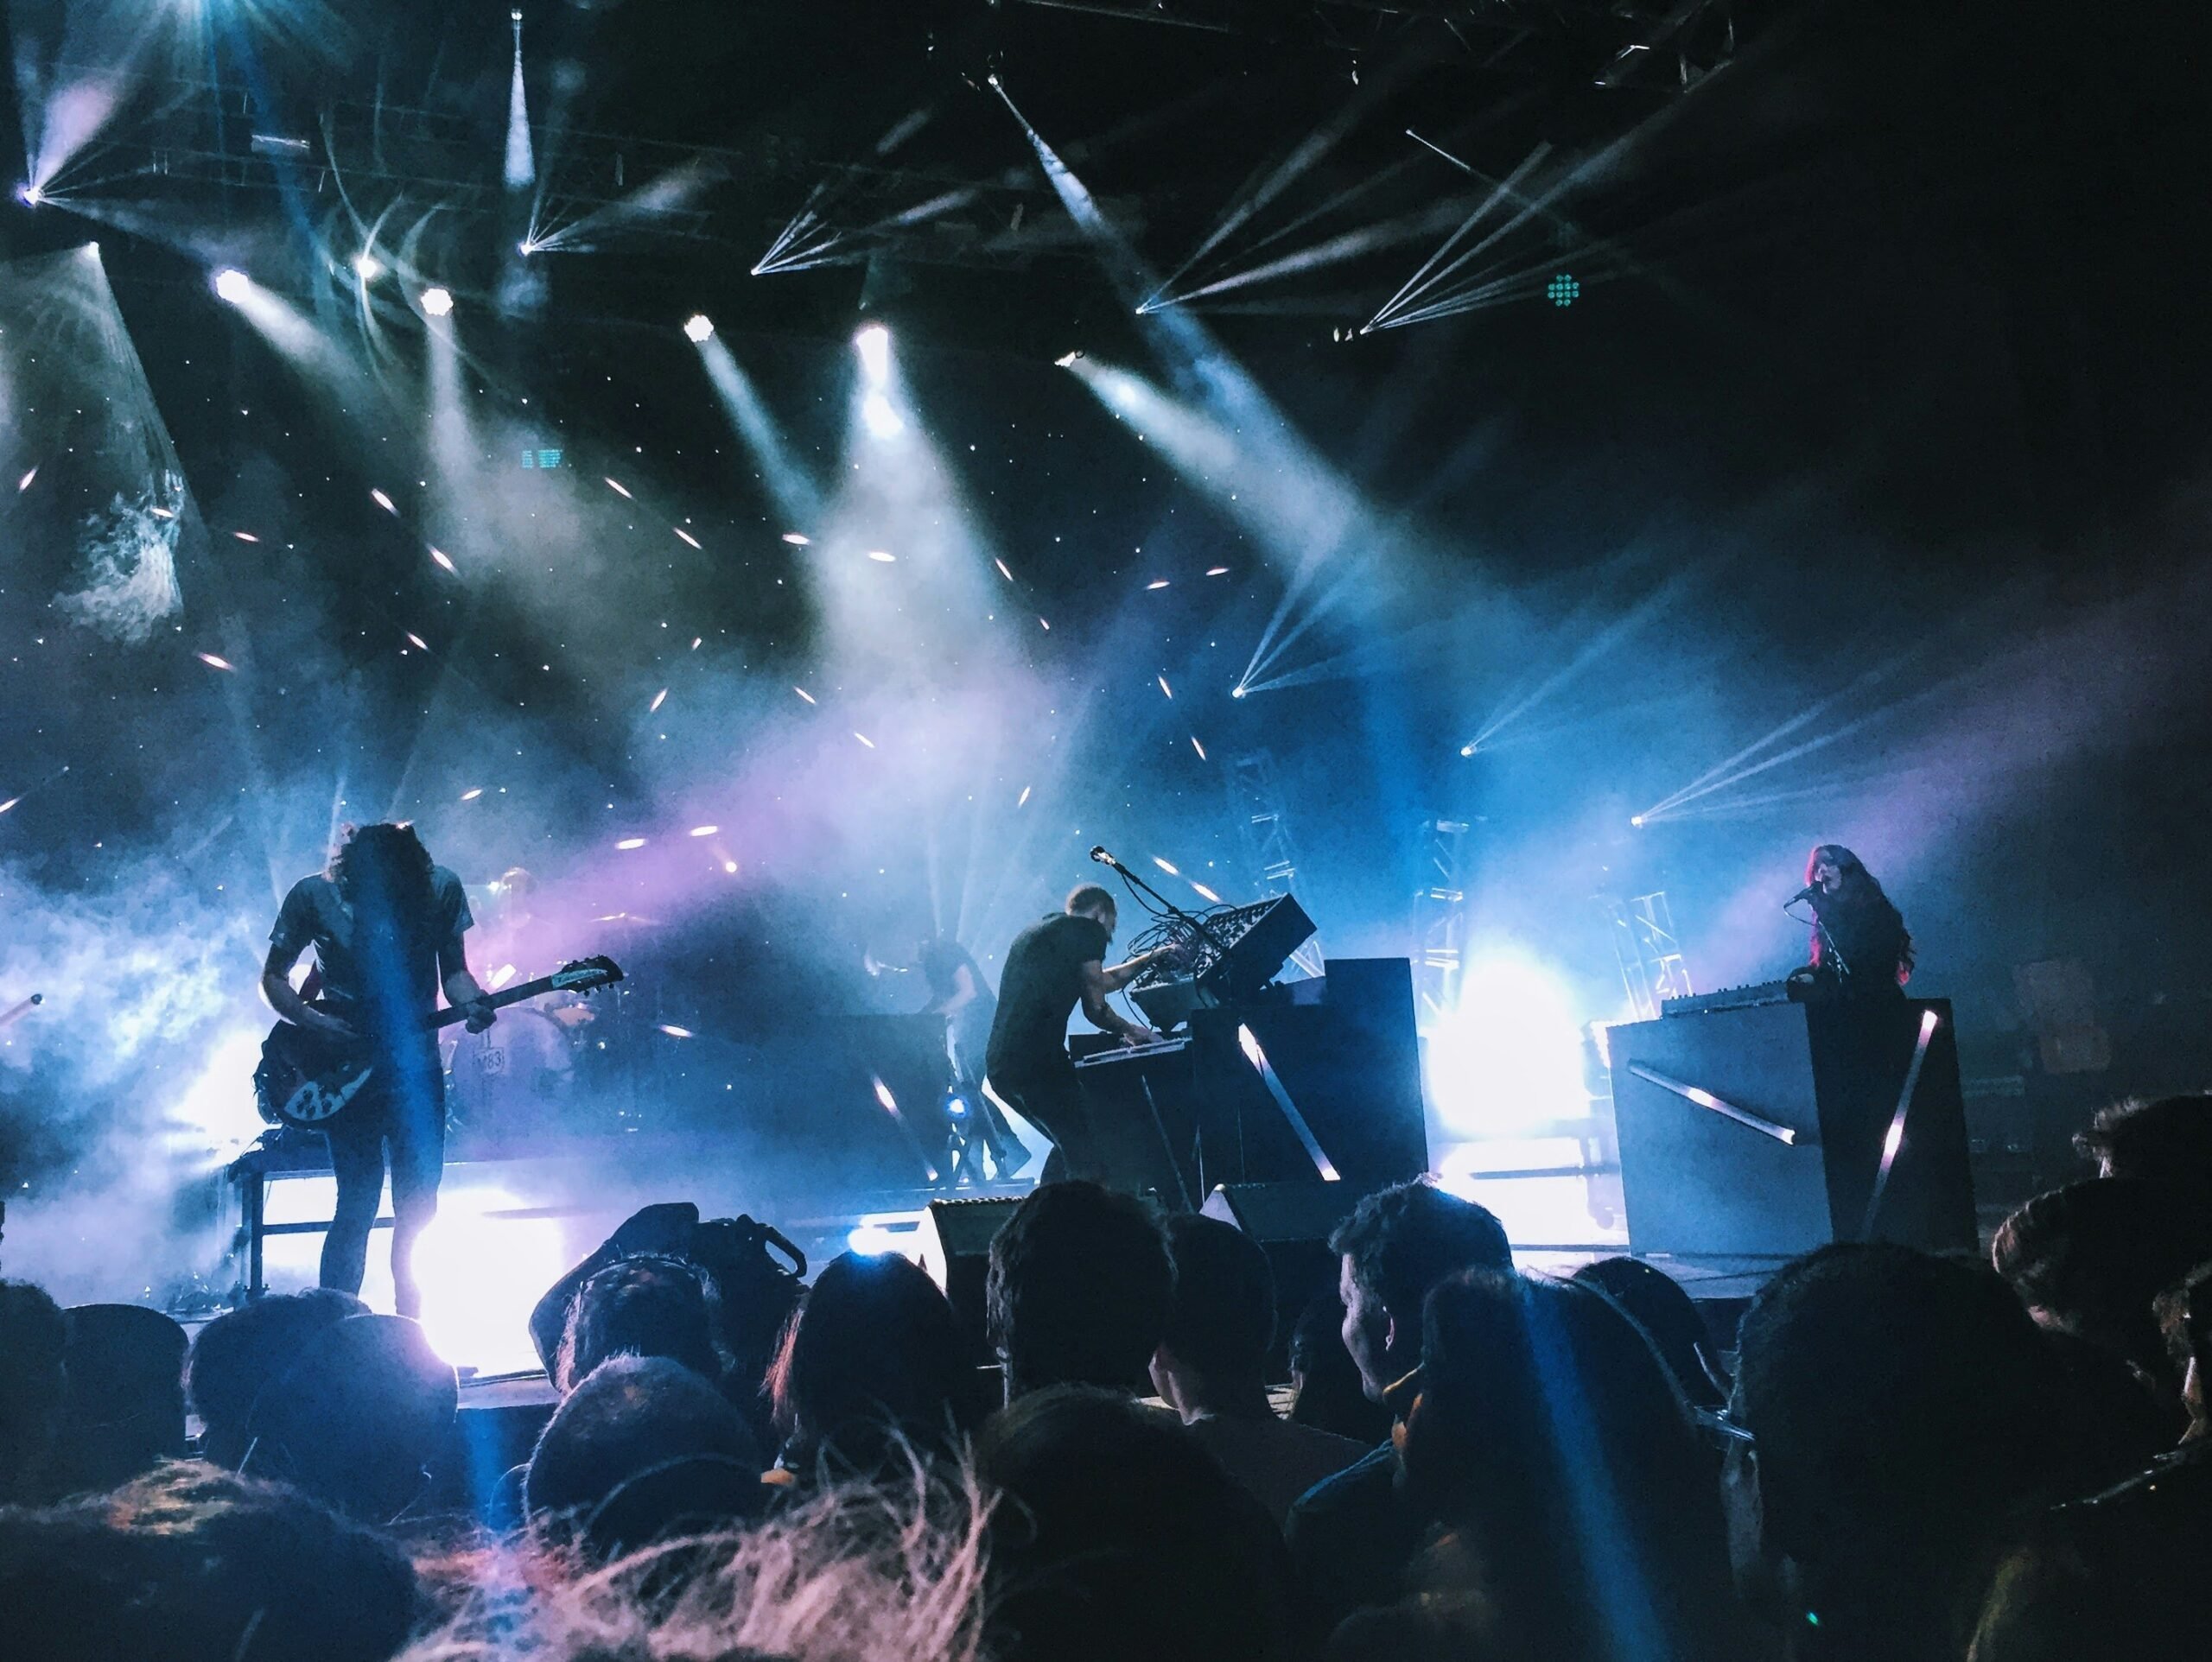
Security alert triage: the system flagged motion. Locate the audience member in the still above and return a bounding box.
[1149,1215,1368,1524]
[1283,1179,1511,1633]
[556,1252,725,1393]
[1968,1435,2212,1660]
[1573,1254,1728,1410]
[240,1312,458,1525]
[977,1386,1297,1662]
[529,1202,804,1448]
[1287,1288,1391,1446]
[186,1288,368,1469]
[1377,1269,1757,1662]
[2074,1092,2212,1191]
[0,1279,67,1506]
[399,1467,989,1662]
[46,1304,188,1500]
[2154,1259,2212,1440]
[524,1354,768,1558]
[985,1179,1173,1399]
[1991,1177,2212,1402]
[767,1250,990,1481]
[0,1461,418,1662]
[1732,1243,2066,1660]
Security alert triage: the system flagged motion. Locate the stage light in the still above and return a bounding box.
[17,183,42,206]
[353,251,383,282]
[860,390,905,439]
[1054,350,1082,367]
[683,314,715,343]
[1230,685,1247,700]
[419,286,454,317]
[517,239,537,257]
[413,1186,566,1374]
[855,322,892,385]
[1426,948,1589,1140]
[1547,272,1580,308]
[1460,744,1477,758]
[1630,815,1645,828]
[213,269,251,304]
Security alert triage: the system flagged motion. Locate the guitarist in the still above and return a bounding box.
[261,822,495,1317]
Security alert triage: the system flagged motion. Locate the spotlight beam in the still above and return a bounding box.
[1366,144,1550,329]
[1145,97,1376,306]
[1465,568,1698,752]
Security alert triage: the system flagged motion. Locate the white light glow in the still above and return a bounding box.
[689,825,719,837]
[413,1188,566,1373]
[353,251,383,282]
[213,269,251,304]
[616,836,646,850]
[855,323,892,384]
[683,314,715,343]
[782,532,811,546]
[419,287,454,318]
[846,1211,928,1262]
[1426,948,1589,1140]
[861,390,905,440]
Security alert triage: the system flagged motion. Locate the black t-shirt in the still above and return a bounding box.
[270,867,473,1031]
[986,913,1111,1082]
[919,938,996,1047]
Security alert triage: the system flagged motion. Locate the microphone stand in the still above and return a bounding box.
[1785,898,1853,982]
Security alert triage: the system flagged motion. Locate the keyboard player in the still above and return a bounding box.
[984,883,1187,1186]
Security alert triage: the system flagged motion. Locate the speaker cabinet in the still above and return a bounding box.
[1201,1182,1374,1378]
[917,1196,1027,1361]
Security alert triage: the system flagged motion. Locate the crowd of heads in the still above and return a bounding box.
[2,1089,2210,1659]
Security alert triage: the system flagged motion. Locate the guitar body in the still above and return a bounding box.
[252,955,625,1133]
[253,1020,381,1131]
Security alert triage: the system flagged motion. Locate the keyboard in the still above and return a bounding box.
[1660,980,1796,1017]
[1072,1036,1194,1069]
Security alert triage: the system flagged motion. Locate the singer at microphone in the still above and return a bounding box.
[1794,843,1914,996]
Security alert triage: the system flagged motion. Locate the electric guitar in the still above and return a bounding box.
[253,956,624,1131]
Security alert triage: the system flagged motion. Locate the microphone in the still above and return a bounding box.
[1788,882,1822,907]
[1089,846,1118,869]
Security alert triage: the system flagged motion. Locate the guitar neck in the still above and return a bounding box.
[429,973,572,1031]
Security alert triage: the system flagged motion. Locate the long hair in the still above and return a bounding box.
[334,822,436,923]
[1805,844,1916,980]
[332,823,440,1023]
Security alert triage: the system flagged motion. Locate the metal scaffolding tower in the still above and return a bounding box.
[1412,818,1472,1027]
[1224,751,1324,979]
[1598,889,1695,1022]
